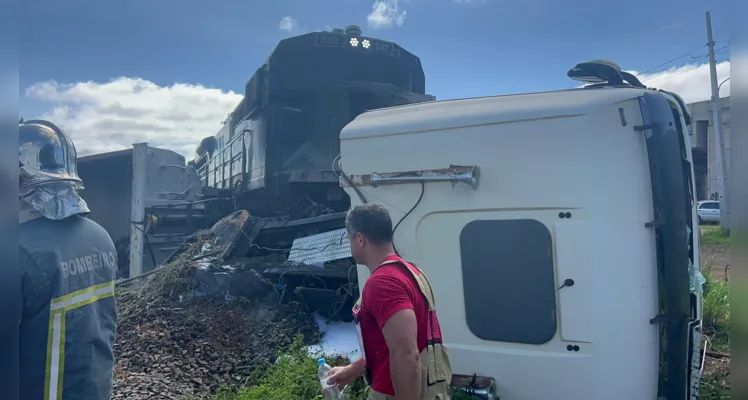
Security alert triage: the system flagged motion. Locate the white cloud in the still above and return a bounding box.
[24,78,243,159]
[632,61,730,104]
[24,60,728,161]
[365,0,483,29]
[367,0,406,29]
[279,16,297,32]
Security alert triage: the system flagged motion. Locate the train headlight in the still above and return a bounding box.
[362,39,370,49]
[350,38,359,47]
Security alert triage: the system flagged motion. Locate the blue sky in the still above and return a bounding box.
[18,0,732,156]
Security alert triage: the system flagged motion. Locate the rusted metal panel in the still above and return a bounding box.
[341,165,480,190]
[210,210,253,260]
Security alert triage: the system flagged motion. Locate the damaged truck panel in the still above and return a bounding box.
[339,85,701,399]
[78,143,206,279]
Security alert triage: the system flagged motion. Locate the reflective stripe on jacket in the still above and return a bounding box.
[20,215,118,400]
[45,281,116,399]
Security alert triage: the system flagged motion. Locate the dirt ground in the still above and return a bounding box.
[702,243,731,282]
[112,294,321,399]
[111,251,323,400]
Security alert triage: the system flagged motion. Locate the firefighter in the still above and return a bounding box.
[18,120,118,400]
[327,203,452,400]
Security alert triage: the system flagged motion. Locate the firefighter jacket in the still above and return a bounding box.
[19,213,118,400]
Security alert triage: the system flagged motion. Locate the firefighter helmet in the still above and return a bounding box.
[19,119,83,190]
[18,120,89,220]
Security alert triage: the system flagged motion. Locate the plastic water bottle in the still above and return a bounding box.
[318,358,342,400]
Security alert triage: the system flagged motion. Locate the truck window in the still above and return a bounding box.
[459,219,557,345]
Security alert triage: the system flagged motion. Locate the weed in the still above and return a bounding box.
[215,334,367,400]
[700,374,731,400]
[701,226,731,246]
[699,268,731,398]
[703,269,730,334]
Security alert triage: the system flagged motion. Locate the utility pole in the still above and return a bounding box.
[706,11,730,232]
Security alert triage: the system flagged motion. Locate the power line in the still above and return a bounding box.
[714,44,730,52]
[641,43,730,85]
[635,41,729,79]
[634,44,708,77]
[642,55,709,84]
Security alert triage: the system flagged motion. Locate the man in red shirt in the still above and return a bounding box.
[326,204,452,400]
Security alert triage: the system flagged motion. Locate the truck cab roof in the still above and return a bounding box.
[341,86,652,140]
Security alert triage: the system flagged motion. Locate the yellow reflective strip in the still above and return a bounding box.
[43,281,114,399]
[45,312,64,400]
[43,313,56,400]
[56,313,66,400]
[50,281,115,311]
[59,291,115,312]
[51,281,114,305]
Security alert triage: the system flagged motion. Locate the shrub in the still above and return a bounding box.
[215,334,367,400]
[702,268,730,353]
[701,226,731,246]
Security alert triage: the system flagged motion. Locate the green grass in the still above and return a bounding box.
[700,267,731,398]
[700,374,732,400]
[703,268,730,326]
[214,334,368,400]
[703,273,731,353]
[214,335,470,400]
[701,225,731,246]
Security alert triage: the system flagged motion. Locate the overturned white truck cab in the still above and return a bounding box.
[338,62,704,400]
